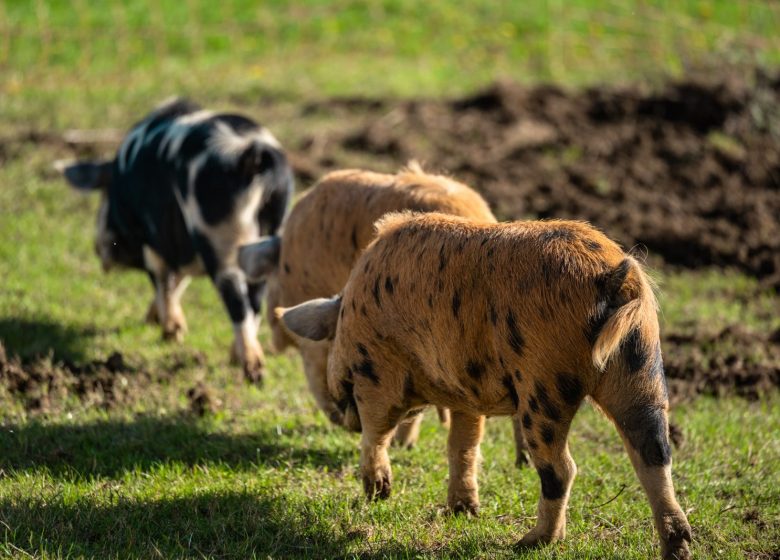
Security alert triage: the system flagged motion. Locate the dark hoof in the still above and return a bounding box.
[664,546,691,560]
[363,474,391,501]
[450,499,479,516]
[661,515,692,560]
[243,364,265,386]
[162,328,185,343]
[514,530,556,550]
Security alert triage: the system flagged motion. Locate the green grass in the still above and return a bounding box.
[2,2,780,558]
[1,390,779,558]
[2,0,780,130]
[1,122,780,559]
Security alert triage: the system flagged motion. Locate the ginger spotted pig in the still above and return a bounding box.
[280,213,691,560]
[240,166,531,457]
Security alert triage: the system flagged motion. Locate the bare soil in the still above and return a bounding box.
[0,342,146,412]
[292,70,780,289]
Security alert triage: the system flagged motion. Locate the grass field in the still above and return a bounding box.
[2,1,780,559]
[3,0,780,130]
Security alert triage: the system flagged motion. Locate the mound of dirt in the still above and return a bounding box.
[664,326,780,402]
[293,70,780,288]
[186,382,221,416]
[0,342,148,413]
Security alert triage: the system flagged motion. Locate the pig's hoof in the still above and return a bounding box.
[243,361,265,386]
[162,323,186,343]
[362,469,392,501]
[663,545,691,560]
[449,497,480,516]
[661,514,692,560]
[516,527,561,549]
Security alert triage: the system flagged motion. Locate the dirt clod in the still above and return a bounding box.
[0,342,146,413]
[187,382,221,416]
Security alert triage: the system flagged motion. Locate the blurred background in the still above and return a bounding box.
[2,0,780,127]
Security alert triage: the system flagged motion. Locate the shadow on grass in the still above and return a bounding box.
[0,318,104,362]
[0,413,354,478]
[0,491,434,559]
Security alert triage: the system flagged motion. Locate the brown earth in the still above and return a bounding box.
[664,325,780,403]
[0,342,145,412]
[0,339,230,414]
[291,70,780,289]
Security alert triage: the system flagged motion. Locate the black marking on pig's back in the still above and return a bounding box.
[539,228,576,245]
[438,245,448,272]
[584,239,602,252]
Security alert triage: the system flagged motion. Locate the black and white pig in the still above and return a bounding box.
[60,98,293,383]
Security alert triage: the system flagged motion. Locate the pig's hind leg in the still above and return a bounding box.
[516,379,584,547]
[447,411,484,515]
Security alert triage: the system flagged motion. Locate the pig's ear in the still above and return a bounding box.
[58,159,113,191]
[276,296,342,342]
[238,235,281,281]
